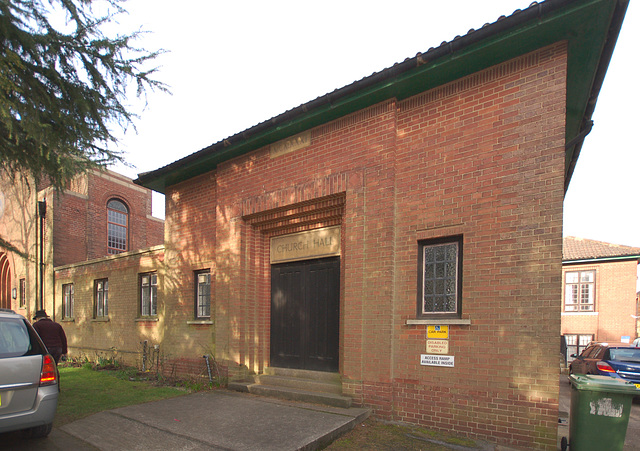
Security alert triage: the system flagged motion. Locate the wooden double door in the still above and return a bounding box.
[270,257,340,372]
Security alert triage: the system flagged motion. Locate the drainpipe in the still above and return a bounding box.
[38,200,46,311]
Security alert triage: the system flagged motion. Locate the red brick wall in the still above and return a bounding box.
[53,170,164,267]
[562,260,638,342]
[158,44,567,448]
[53,191,88,266]
[380,44,566,447]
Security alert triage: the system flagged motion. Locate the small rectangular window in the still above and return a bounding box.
[19,278,26,308]
[62,283,74,319]
[140,273,158,317]
[418,236,462,319]
[95,279,108,318]
[195,270,211,319]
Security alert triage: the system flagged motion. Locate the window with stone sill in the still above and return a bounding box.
[62,283,74,319]
[94,279,108,318]
[194,270,211,319]
[140,273,158,317]
[417,236,463,319]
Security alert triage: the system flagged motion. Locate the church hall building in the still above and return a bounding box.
[57,0,629,448]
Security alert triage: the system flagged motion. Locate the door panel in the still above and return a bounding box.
[270,265,303,368]
[270,257,339,372]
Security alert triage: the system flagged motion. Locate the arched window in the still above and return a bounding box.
[107,199,128,254]
[0,253,10,309]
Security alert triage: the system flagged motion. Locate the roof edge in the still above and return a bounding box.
[135,0,628,194]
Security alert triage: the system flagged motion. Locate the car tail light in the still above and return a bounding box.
[596,361,615,373]
[40,355,58,386]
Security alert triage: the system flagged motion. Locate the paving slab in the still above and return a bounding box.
[60,390,370,451]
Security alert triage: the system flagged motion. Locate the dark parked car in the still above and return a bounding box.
[569,342,640,385]
[0,309,59,438]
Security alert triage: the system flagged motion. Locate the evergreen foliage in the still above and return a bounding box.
[0,0,167,190]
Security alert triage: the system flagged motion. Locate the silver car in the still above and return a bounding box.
[0,308,58,438]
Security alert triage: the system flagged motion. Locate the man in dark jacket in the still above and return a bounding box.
[32,310,67,364]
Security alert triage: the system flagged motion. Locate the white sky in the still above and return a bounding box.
[109,0,640,248]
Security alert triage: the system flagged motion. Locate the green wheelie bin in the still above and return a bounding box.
[561,374,639,450]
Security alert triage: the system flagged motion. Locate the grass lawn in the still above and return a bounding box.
[54,366,186,427]
[326,418,481,450]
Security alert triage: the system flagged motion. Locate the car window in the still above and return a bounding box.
[591,346,606,359]
[0,317,46,358]
[609,348,640,363]
[580,346,595,358]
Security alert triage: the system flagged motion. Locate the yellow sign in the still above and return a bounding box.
[426,340,449,355]
[427,325,449,339]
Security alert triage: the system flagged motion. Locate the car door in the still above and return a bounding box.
[0,318,43,416]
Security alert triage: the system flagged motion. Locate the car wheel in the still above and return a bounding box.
[22,423,53,438]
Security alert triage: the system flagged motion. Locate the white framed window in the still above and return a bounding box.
[107,199,128,254]
[564,271,595,312]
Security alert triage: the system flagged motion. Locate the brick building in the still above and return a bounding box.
[562,237,640,361]
[42,0,627,449]
[0,169,163,319]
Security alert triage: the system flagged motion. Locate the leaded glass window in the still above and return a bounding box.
[419,237,462,317]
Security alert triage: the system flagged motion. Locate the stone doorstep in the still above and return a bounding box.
[228,367,352,408]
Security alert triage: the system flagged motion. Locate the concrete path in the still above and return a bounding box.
[0,390,370,451]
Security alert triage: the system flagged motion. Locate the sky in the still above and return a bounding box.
[108,0,639,247]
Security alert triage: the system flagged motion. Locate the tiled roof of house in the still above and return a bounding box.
[563,237,640,262]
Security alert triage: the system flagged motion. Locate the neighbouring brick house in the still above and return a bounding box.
[43,0,627,449]
[562,237,640,362]
[0,168,163,320]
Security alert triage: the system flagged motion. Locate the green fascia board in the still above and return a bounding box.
[136,0,625,194]
[563,254,640,265]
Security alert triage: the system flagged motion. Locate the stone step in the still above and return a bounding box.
[247,384,352,408]
[258,374,343,395]
[228,367,352,408]
[263,367,342,383]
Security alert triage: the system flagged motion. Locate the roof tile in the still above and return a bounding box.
[563,237,640,261]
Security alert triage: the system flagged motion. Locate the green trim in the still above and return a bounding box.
[136,0,626,194]
[563,255,640,265]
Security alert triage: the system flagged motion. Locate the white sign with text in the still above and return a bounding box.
[420,354,455,367]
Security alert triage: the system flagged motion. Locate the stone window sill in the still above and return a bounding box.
[187,320,213,325]
[406,319,471,326]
